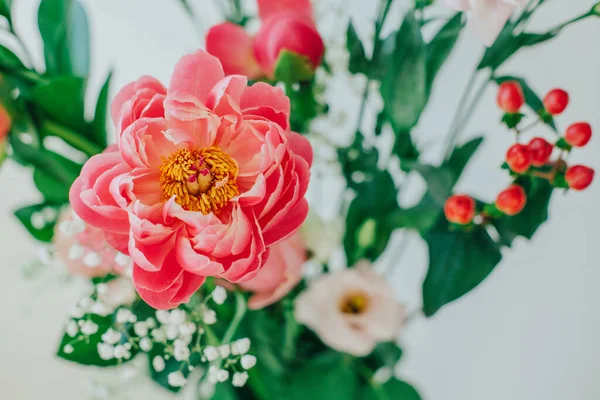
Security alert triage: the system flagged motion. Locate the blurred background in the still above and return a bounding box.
[0,0,598,399]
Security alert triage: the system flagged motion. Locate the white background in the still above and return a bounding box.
[0,0,599,399]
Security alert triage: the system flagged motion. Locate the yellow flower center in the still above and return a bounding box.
[160,147,239,214]
[339,292,369,315]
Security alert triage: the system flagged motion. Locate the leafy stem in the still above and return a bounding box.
[42,120,104,157]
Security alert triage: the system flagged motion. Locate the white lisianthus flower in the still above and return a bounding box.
[300,211,344,264]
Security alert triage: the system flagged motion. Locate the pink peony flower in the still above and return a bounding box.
[206,0,324,79]
[239,232,306,310]
[69,50,312,310]
[54,208,130,278]
[295,262,405,356]
[444,0,527,46]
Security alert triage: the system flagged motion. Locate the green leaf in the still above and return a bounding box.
[362,379,422,400]
[14,203,61,242]
[33,152,82,203]
[212,383,239,400]
[411,164,455,206]
[337,132,380,191]
[0,43,25,71]
[32,76,88,133]
[273,50,315,84]
[446,136,484,178]
[426,13,463,94]
[93,71,112,147]
[389,196,442,235]
[344,171,399,265]
[491,176,554,247]
[363,342,403,371]
[289,352,359,400]
[287,80,325,134]
[347,21,369,75]
[479,31,557,72]
[38,0,90,76]
[423,219,502,317]
[494,76,557,132]
[381,12,427,133]
[0,0,12,24]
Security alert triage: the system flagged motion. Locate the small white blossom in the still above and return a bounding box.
[58,220,75,236]
[218,344,231,358]
[152,356,165,372]
[101,329,122,345]
[114,345,131,360]
[178,322,196,337]
[41,206,57,222]
[70,215,85,233]
[81,320,99,336]
[83,252,102,268]
[90,302,112,317]
[232,371,249,387]
[207,365,219,383]
[70,307,85,319]
[173,345,190,361]
[96,283,108,295]
[123,342,132,350]
[167,371,187,388]
[151,328,166,342]
[139,337,153,352]
[231,338,251,355]
[65,321,79,337]
[216,369,229,383]
[203,309,217,325]
[145,318,156,329]
[241,355,257,370]
[30,212,46,229]
[116,308,135,324]
[212,286,227,305]
[79,297,93,310]
[63,344,74,354]
[97,343,115,360]
[155,310,170,324]
[114,252,131,267]
[37,247,52,265]
[168,309,186,326]
[166,325,179,341]
[133,322,149,337]
[68,244,85,260]
[203,346,219,361]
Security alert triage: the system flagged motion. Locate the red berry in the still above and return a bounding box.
[565,165,595,191]
[444,195,476,225]
[527,137,553,167]
[564,122,592,147]
[497,81,525,113]
[506,144,532,173]
[496,185,527,216]
[543,88,569,115]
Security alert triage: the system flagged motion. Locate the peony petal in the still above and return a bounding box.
[112,76,166,130]
[288,132,313,167]
[240,82,290,119]
[206,75,248,116]
[257,0,314,23]
[176,232,225,275]
[169,50,225,105]
[206,23,263,79]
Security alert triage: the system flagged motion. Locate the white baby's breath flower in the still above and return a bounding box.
[83,252,102,268]
[139,337,153,352]
[231,338,251,355]
[240,355,257,370]
[216,369,229,383]
[166,325,179,341]
[232,371,249,387]
[96,283,108,295]
[68,244,85,260]
[151,328,166,342]
[37,247,52,265]
[58,220,75,236]
[30,212,46,230]
[203,346,219,361]
[133,322,149,337]
[101,329,122,345]
[115,308,135,324]
[145,318,156,329]
[79,297,93,310]
[208,365,219,384]
[41,206,57,222]
[218,344,231,358]
[203,309,217,325]
[63,344,74,354]
[155,310,170,325]
[114,253,131,267]
[168,309,186,326]
[212,286,227,305]
[152,356,165,372]
[173,340,190,361]
[97,343,115,360]
[167,371,187,388]
[81,320,99,336]
[114,345,131,360]
[90,302,112,317]
[178,322,196,338]
[65,321,79,338]
[70,307,85,319]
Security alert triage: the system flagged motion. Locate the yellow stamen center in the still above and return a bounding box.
[160,147,239,214]
[339,292,369,315]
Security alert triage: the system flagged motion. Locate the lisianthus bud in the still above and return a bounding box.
[444,195,476,225]
[496,185,527,216]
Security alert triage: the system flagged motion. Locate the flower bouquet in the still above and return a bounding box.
[1,0,598,398]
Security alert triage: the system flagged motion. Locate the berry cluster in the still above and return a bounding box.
[444,82,595,226]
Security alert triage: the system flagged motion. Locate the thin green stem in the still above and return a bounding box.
[221,290,247,345]
[445,69,478,142]
[42,120,103,156]
[282,300,299,361]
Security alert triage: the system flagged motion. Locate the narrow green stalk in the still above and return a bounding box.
[221,290,247,344]
[43,120,103,156]
[445,69,478,143]
[282,300,299,361]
